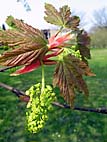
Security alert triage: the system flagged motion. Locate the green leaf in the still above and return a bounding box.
[59,5,71,25]
[53,54,95,106]
[0,16,48,67]
[6,15,22,29]
[44,3,80,29]
[44,3,63,27]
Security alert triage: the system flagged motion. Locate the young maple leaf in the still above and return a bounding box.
[0,16,73,75]
[53,54,95,107]
[10,50,61,76]
[77,30,91,62]
[0,16,48,67]
[44,3,80,30]
[48,32,72,48]
[0,16,56,75]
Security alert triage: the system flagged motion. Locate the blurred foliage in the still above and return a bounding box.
[90,27,107,48]
[90,7,107,48]
[0,49,107,142]
[92,7,107,28]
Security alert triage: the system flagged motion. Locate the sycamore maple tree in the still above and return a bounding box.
[0,3,95,133]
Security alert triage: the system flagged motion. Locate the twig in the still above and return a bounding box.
[0,82,25,97]
[0,82,30,102]
[0,66,13,72]
[52,102,107,114]
[0,82,107,114]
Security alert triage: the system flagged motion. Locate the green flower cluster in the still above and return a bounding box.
[58,45,81,61]
[26,83,56,133]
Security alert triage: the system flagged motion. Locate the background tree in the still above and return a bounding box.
[17,0,31,12]
[90,7,107,48]
[92,7,107,28]
[90,28,107,48]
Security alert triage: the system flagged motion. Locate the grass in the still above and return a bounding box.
[0,48,107,142]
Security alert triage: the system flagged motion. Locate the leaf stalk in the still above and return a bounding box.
[41,61,45,94]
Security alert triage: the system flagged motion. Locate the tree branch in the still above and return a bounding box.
[0,82,30,102]
[0,82,107,114]
[0,66,13,72]
[52,102,107,114]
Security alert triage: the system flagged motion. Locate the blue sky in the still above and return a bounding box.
[0,0,107,30]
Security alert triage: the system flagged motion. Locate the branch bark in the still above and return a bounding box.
[52,102,107,114]
[0,82,107,114]
[0,82,30,102]
[0,66,13,72]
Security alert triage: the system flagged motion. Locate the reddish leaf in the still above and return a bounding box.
[11,60,41,76]
[53,61,75,106]
[65,16,80,29]
[0,48,47,66]
[0,16,48,67]
[48,33,72,48]
[77,30,91,59]
[10,48,63,75]
[53,54,95,106]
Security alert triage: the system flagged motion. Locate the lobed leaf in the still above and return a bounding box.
[0,16,48,67]
[44,3,80,30]
[10,60,41,76]
[44,3,63,27]
[53,61,75,106]
[77,30,91,60]
[59,5,71,25]
[65,16,80,29]
[53,54,95,106]
[0,48,47,66]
